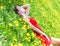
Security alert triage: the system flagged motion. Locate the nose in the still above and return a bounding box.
[14,6,18,14]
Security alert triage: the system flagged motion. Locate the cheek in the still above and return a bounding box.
[22,9,25,13]
[18,11,25,16]
[20,8,25,13]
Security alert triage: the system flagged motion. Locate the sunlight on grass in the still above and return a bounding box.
[0,0,60,46]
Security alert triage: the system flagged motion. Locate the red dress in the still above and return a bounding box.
[29,18,52,46]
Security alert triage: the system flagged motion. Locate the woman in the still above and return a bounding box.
[14,4,60,46]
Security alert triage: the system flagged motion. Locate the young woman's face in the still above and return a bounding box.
[14,6,25,16]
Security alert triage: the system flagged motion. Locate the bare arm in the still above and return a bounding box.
[21,4,30,16]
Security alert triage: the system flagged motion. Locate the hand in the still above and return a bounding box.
[51,37,60,46]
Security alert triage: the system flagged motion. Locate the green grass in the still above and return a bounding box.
[0,0,60,46]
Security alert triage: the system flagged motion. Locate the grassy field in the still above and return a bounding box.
[0,0,60,46]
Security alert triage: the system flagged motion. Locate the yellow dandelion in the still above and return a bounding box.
[0,6,4,9]
[18,43,23,46]
[28,37,31,39]
[19,18,22,21]
[22,27,26,30]
[13,21,19,26]
[26,33,30,36]
[13,21,18,24]
[43,43,46,46]
[13,38,17,41]
[20,33,23,37]
[15,24,19,26]
[27,26,31,29]
[31,32,35,38]
[23,0,27,4]
[34,40,37,43]
[28,39,30,42]
[34,43,37,45]
[0,6,6,10]
[25,37,30,42]
[23,25,26,27]
[8,23,12,27]
[14,44,17,46]
[25,37,28,40]
[10,43,13,46]
[22,25,27,30]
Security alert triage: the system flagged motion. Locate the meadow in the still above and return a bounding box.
[0,0,60,46]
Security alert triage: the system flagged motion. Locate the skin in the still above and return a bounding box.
[14,4,60,46]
